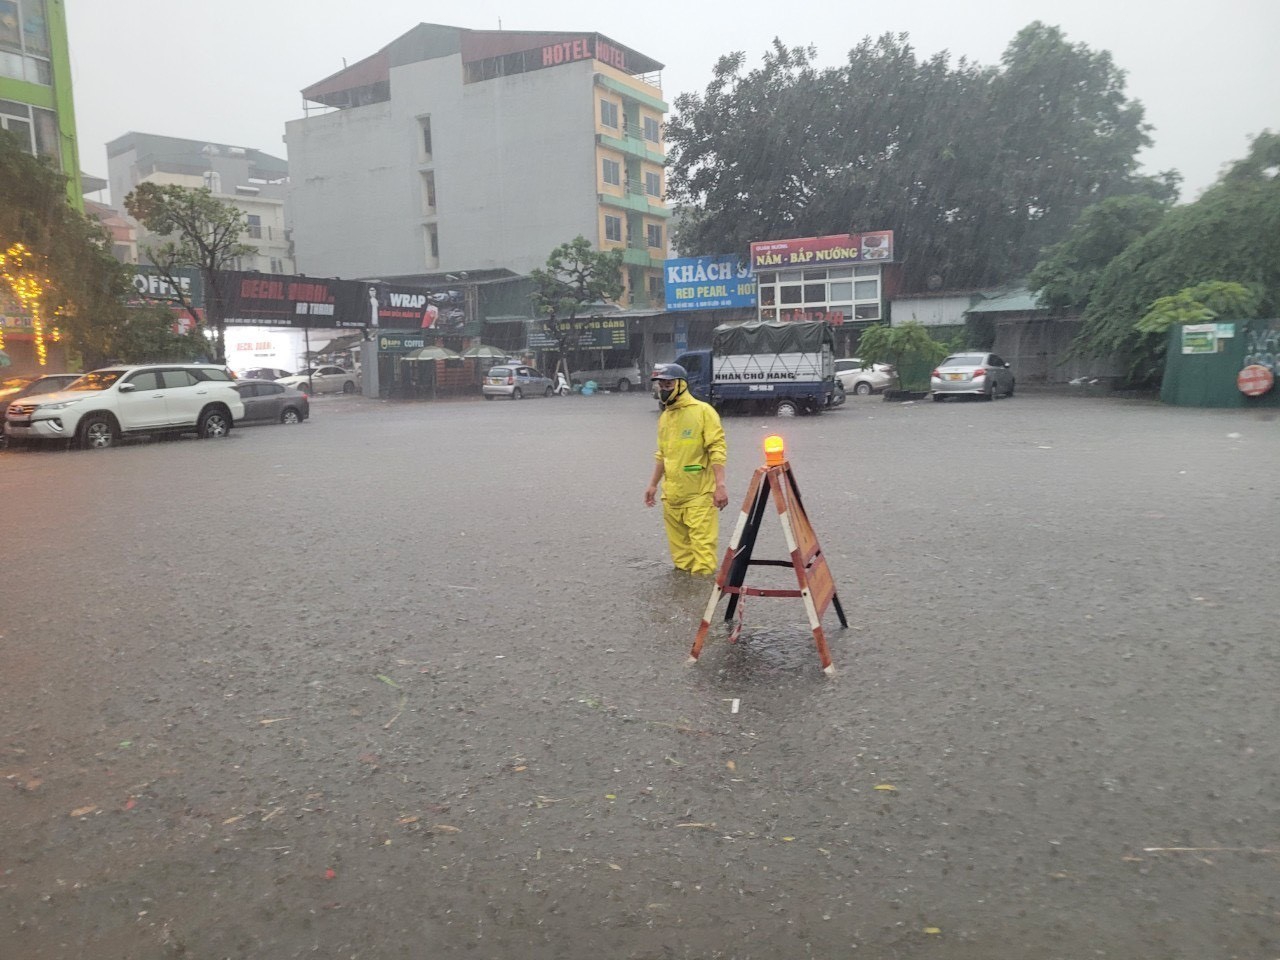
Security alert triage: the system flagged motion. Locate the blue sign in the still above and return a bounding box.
[664,255,757,311]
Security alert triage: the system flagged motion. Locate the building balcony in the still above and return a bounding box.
[599,191,669,218]
[596,131,663,165]
[621,246,664,269]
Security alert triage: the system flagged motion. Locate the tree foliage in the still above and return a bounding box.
[0,130,132,368]
[528,236,623,374]
[1135,281,1261,335]
[125,182,256,363]
[854,321,950,391]
[1074,132,1280,384]
[666,23,1171,291]
[1029,195,1170,311]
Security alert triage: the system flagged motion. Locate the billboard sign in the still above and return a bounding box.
[750,231,894,271]
[664,255,756,311]
[528,316,629,349]
[218,271,368,328]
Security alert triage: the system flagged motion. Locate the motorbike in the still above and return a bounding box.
[554,371,571,397]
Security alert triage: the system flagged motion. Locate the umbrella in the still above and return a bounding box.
[460,343,508,360]
[404,346,461,361]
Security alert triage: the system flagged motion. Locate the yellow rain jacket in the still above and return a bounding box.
[654,387,727,505]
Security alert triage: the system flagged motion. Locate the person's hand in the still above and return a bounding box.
[713,483,729,510]
[644,485,658,508]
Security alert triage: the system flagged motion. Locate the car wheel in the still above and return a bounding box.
[617,378,631,393]
[484,394,495,401]
[343,381,355,394]
[985,384,996,401]
[776,399,799,417]
[297,383,311,395]
[198,407,232,438]
[512,388,523,400]
[932,393,945,402]
[854,381,873,395]
[280,407,302,424]
[1007,379,1016,397]
[544,386,554,397]
[79,414,117,449]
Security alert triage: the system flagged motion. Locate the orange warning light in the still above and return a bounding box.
[763,435,786,466]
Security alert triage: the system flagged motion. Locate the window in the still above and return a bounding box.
[128,372,162,390]
[161,370,199,388]
[600,99,619,129]
[270,258,284,273]
[418,115,433,159]
[602,158,621,186]
[604,215,622,242]
[643,116,660,142]
[246,215,262,239]
[421,171,436,214]
[646,223,662,248]
[644,171,661,197]
[425,224,439,265]
[647,275,664,300]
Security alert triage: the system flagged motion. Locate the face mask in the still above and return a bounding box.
[659,381,681,404]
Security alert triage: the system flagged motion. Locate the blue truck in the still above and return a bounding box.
[669,320,841,416]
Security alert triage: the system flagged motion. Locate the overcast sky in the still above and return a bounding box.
[67,0,1277,205]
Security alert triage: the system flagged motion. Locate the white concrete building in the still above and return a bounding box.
[286,23,669,309]
[106,132,294,275]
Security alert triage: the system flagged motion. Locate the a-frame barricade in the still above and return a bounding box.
[688,452,847,674]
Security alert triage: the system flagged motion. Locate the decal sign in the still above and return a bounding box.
[750,231,894,271]
[664,255,757,311]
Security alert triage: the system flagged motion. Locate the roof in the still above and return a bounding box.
[302,22,662,108]
[106,132,288,181]
[964,286,1046,315]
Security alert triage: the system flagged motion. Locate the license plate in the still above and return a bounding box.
[946,373,964,381]
[9,418,30,426]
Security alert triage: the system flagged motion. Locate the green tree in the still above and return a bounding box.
[0,130,132,368]
[1135,281,1261,335]
[1029,195,1170,311]
[1074,132,1280,384]
[854,321,950,391]
[666,24,1164,291]
[125,183,256,363]
[528,236,623,377]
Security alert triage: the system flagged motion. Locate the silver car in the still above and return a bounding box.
[233,379,310,424]
[482,364,554,400]
[931,352,1016,401]
[834,358,895,395]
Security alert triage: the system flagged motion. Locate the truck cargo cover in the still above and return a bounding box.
[713,321,834,354]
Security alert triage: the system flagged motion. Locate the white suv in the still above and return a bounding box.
[3,364,245,450]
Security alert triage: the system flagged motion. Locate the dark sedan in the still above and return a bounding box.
[232,379,310,425]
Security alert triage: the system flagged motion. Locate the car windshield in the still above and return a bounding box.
[66,370,124,391]
[941,355,985,367]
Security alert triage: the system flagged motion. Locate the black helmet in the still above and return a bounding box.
[650,363,688,381]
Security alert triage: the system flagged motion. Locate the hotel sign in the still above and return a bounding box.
[540,36,628,71]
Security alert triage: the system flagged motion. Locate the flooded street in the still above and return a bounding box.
[2,391,1278,959]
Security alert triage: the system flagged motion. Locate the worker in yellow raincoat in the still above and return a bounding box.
[643,363,728,575]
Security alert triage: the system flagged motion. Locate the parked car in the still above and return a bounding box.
[233,379,310,424]
[931,352,1016,401]
[276,366,358,395]
[834,358,895,395]
[482,364,554,400]
[4,364,244,449]
[570,361,642,393]
[239,366,293,381]
[1,374,81,445]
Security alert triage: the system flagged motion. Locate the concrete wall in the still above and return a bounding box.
[287,56,601,279]
[891,294,977,327]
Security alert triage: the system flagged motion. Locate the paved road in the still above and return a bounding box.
[2,390,1277,959]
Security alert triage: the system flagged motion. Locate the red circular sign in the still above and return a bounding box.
[1237,364,1275,397]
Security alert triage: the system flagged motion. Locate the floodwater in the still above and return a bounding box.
[1,389,1277,959]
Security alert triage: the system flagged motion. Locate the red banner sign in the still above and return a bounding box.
[750,231,894,271]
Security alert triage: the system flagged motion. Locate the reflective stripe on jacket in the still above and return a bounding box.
[654,387,727,505]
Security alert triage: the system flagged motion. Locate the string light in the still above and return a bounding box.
[0,242,52,365]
